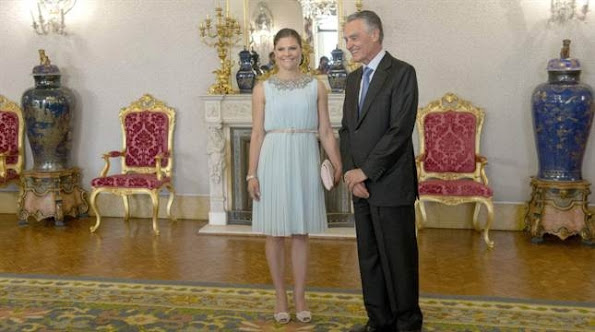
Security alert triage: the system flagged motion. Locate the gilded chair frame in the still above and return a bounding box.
[89,94,176,235]
[0,95,25,186]
[415,93,494,248]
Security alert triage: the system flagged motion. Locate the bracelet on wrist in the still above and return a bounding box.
[246,174,257,181]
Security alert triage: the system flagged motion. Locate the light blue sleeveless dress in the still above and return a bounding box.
[252,76,328,236]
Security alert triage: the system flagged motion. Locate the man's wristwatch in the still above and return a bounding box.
[246,174,257,181]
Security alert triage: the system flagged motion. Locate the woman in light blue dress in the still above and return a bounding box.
[247,28,342,324]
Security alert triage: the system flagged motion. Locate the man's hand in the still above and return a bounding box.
[343,168,368,192]
[352,182,370,198]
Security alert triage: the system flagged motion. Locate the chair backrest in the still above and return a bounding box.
[119,94,176,177]
[416,93,485,181]
[0,95,25,173]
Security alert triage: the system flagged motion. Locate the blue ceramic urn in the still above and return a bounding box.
[21,50,75,171]
[531,40,594,181]
[328,47,348,93]
[236,48,256,93]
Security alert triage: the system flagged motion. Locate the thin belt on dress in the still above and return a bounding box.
[266,128,317,134]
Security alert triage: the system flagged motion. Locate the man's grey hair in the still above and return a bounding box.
[345,10,384,44]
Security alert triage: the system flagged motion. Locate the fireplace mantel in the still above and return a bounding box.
[202,93,346,226]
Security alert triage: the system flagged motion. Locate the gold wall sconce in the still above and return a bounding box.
[550,0,589,23]
[30,0,77,35]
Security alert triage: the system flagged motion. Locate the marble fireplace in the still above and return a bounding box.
[202,93,353,232]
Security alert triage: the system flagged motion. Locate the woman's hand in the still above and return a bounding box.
[247,178,261,201]
[333,167,342,187]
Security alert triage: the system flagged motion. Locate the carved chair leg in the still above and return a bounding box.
[166,184,176,222]
[122,195,130,222]
[483,200,495,248]
[149,191,160,236]
[472,202,482,231]
[89,189,102,233]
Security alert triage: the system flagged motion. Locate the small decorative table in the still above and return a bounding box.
[524,177,594,244]
[18,168,88,226]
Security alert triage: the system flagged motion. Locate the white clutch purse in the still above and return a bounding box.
[320,159,335,191]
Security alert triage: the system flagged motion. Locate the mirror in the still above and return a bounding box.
[303,2,339,73]
[237,0,363,74]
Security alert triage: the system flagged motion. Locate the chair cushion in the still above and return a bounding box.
[423,111,476,173]
[0,169,19,185]
[124,111,169,168]
[91,174,171,189]
[0,111,20,165]
[419,179,493,197]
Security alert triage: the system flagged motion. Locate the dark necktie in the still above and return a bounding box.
[358,66,373,117]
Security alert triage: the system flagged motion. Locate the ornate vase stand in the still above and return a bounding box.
[17,168,89,226]
[524,177,594,245]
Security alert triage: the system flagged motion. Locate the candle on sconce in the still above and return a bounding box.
[243,0,249,48]
[30,10,36,26]
[337,0,344,48]
[37,2,44,24]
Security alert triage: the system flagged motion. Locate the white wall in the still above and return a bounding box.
[1,0,216,198]
[1,0,594,204]
[371,0,595,203]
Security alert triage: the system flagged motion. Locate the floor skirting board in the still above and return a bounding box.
[1,191,593,231]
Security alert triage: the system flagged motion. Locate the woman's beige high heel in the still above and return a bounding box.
[274,312,290,324]
[296,311,312,323]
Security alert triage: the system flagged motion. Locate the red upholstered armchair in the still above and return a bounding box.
[89,94,176,235]
[0,95,24,190]
[416,93,494,248]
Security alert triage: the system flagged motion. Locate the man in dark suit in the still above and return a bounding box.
[339,10,423,332]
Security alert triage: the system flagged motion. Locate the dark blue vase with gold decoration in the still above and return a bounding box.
[328,47,348,93]
[21,50,75,171]
[236,48,256,93]
[531,40,594,181]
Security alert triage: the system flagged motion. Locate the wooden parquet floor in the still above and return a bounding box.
[0,214,593,302]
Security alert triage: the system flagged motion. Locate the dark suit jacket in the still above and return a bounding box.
[339,52,419,206]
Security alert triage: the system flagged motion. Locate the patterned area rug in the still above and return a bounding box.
[0,274,593,331]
